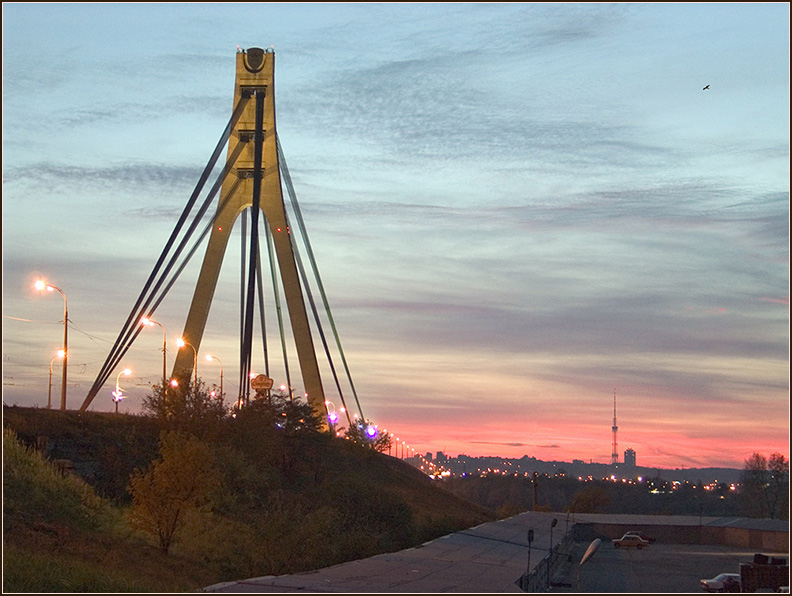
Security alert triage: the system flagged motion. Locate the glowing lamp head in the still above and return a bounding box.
[176,338,186,348]
[365,425,377,439]
[280,384,287,391]
[34,280,46,291]
[56,349,65,358]
[141,317,151,326]
[206,354,214,362]
[170,379,179,387]
[328,412,339,424]
[122,368,131,376]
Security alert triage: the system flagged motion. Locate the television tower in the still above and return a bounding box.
[611,389,619,465]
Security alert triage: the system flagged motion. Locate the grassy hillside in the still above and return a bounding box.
[3,405,495,592]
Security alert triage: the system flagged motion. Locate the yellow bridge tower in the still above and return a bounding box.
[171,47,325,414]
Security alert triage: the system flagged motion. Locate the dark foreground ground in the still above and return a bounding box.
[550,541,788,593]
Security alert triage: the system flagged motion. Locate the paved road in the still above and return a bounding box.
[551,542,769,593]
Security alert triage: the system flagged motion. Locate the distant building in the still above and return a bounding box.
[425,452,433,461]
[436,451,446,463]
[624,448,636,467]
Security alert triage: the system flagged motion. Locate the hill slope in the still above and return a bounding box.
[3,405,495,591]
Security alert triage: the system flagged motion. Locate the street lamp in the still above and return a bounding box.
[205,354,223,404]
[48,350,65,409]
[35,280,68,410]
[325,400,339,435]
[176,338,197,384]
[141,317,166,388]
[112,368,131,413]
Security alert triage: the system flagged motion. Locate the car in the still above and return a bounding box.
[700,573,741,593]
[624,531,656,543]
[612,533,649,548]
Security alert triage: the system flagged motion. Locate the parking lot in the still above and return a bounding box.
[550,541,786,593]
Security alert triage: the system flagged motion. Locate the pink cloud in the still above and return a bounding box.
[759,296,789,305]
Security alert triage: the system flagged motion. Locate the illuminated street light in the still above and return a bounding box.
[35,280,68,410]
[48,350,65,409]
[325,400,340,435]
[112,368,132,414]
[141,317,166,388]
[205,353,223,404]
[176,338,197,384]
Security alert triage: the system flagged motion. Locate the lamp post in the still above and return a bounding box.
[325,400,339,435]
[35,280,68,410]
[176,338,197,385]
[548,517,558,591]
[141,317,166,388]
[205,354,223,404]
[525,528,535,590]
[48,350,65,409]
[112,368,131,413]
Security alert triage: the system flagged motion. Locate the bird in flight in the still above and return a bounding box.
[703,84,710,90]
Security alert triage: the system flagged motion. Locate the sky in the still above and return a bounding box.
[2,3,789,470]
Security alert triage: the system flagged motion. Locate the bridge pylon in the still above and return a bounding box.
[172,47,325,415]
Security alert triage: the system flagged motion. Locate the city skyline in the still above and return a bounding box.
[2,3,789,469]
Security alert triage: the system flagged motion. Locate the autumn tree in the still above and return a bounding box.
[127,430,221,554]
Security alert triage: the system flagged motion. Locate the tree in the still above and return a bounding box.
[740,452,790,520]
[234,390,324,435]
[567,484,611,514]
[767,452,789,520]
[740,453,769,518]
[344,419,392,453]
[142,374,226,435]
[127,430,220,554]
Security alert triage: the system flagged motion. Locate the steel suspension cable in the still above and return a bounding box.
[239,90,265,404]
[81,99,248,409]
[265,222,293,393]
[287,215,352,424]
[277,135,365,420]
[88,168,242,405]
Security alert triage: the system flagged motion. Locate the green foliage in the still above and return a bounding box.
[3,544,155,593]
[127,431,221,554]
[568,484,611,513]
[234,390,325,435]
[442,472,747,518]
[344,417,393,452]
[141,375,226,436]
[4,406,495,591]
[3,428,112,532]
[3,405,161,503]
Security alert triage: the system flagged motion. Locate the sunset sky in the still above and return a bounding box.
[2,3,788,470]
